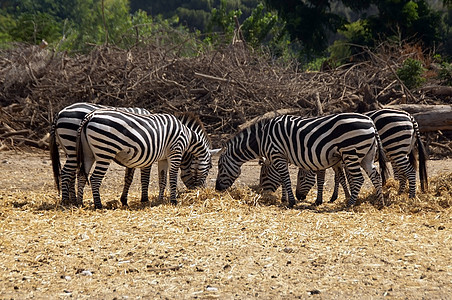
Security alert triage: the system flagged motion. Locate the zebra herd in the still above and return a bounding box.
[50,103,428,209]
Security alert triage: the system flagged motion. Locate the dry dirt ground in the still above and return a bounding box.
[0,149,451,299]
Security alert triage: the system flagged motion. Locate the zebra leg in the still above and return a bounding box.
[119,168,136,206]
[167,156,182,205]
[361,161,384,206]
[394,158,416,198]
[392,162,400,182]
[406,165,416,199]
[274,159,296,208]
[343,160,365,207]
[295,169,315,201]
[60,159,77,205]
[89,161,110,209]
[330,166,350,203]
[157,160,168,203]
[140,166,151,203]
[314,170,326,206]
[280,187,288,203]
[76,172,87,207]
[330,168,340,203]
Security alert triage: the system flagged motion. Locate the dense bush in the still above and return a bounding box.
[397,58,426,89]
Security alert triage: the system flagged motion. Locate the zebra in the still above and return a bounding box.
[50,103,208,207]
[50,102,153,206]
[260,108,428,204]
[215,113,388,208]
[76,109,217,209]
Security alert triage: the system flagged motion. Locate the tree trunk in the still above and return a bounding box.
[385,104,452,132]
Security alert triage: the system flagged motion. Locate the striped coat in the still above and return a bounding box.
[76,109,213,208]
[216,113,388,208]
[49,102,152,206]
[260,109,428,204]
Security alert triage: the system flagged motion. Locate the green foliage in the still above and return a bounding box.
[9,12,62,44]
[396,58,426,89]
[130,0,259,32]
[438,62,452,85]
[0,12,16,43]
[206,0,242,45]
[328,19,372,63]
[264,0,347,57]
[265,0,448,59]
[242,3,277,47]
[305,57,328,71]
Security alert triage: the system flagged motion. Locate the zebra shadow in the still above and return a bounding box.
[9,199,59,211]
[293,192,387,213]
[252,188,386,213]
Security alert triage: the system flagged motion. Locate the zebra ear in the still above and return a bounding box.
[209,148,222,156]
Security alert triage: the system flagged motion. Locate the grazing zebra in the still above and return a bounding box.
[50,103,207,206]
[260,108,428,204]
[177,112,215,189]
[76,109,216,209]
[49,102,152,206]
[216,113,388,208]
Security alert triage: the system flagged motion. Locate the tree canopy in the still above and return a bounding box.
[0,0,450,60]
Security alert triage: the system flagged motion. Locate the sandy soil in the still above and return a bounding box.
[0,149,451,299]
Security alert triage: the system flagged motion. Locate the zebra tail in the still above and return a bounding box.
[413,117,429,192]
[49,115,61,194]
[76,113,91,184]
[375,131,389,185]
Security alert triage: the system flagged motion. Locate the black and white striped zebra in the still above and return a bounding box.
[260,109,428,204]
[177,112,215,189]
[49,102,153,206]
[216,113,388,208]
[76,109,216,209]
[50,103,208,207]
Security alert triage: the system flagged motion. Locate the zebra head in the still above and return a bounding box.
[176,112,220,189]
[180,152,211,189]
[181,148,222,189]
[215,119,265,191]
[215,147,242,191]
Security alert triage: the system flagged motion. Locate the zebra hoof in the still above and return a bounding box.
[140,198,149,203]
[346,199,356,207]
[296,192,306,201]
[170,200,178,206]
[314,200,323,206]
[94,204,103,209]
[329,195,338,203]
[120,198,128,207]
[287,201,295,209]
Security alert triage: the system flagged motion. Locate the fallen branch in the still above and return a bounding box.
[0,129,30,138]
[194,72,238,84]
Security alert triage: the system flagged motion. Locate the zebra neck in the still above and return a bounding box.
[232,125,262,163]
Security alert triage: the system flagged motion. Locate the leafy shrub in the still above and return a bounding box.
[438,62,452,86]
[396,58,426,89]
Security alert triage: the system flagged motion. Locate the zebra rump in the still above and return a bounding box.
[49,102,152,206]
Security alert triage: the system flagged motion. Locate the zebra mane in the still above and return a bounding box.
[226,117,271,144]
[176,112,211,145]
